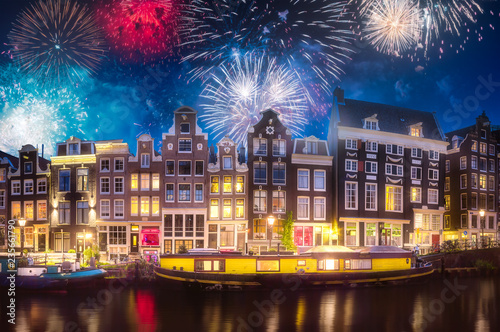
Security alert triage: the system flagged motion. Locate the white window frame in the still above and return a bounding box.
[100,200,110,219]
[428,189,439,204]
[114,200,124,219]
[314,170,326,191]
[365,183,377,211]
[141,173,150,191]
[386,144,404,156]
[366,141,378,152]
[297,169,310,191]
[141,197,150,216]
[314,197,326,220]
[12,180,21,195]
[345,182,358,210]
[410,187,422,203]
[345,160,358,172]
[460,156,467,170]
[100,177,110,194]
[429,150,439,161]
[178,184,191,202]
[179,139,192,153]
[297,196,310,220]
[100,158,110,172]
[345,138,358,150]
[223,156,232,170]
[37,178,47,194]
[114,177,124,194]
[24,179,34,195]
[385,185,403,212]
[114,157,125,172]
[410,167,422,180]
[365,161,378,174]
[386,164,403,176]
[165,183,174,202]
[37,200,47,220]
[411,148,422,158]
[428,169,439,181]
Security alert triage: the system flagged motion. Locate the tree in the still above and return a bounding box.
[281,211,297,252]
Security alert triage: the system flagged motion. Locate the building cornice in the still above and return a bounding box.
[291,154,333,166]
[51,155,96,165]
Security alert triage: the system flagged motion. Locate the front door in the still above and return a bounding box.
[131,233,139,253]
[432,234,440,250]
[382,229,391,246]
[37,233,46,252]
[77,238,84,253]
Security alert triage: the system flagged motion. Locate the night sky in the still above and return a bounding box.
[1,0,499,156]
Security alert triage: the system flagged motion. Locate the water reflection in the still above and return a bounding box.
[6,277,499,332]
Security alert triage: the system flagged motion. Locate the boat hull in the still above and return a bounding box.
[154,265,434,290]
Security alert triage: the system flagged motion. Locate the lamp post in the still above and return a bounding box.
[18,218,26,257]
[479,210,485,248]
[267,215,275,250]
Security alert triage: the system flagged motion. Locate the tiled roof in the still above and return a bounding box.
[338,99,444,141]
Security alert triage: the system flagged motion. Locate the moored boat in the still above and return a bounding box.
[0,258,107,291]
[154,246,434,290]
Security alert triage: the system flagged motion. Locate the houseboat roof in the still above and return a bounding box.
[360,246,409,253]
[304,245,354,253]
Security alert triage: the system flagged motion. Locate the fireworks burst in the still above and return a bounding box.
[97,0,180,63]
[8,0,106,86]
[0,65,84,156]
[178,0,265,82]
[364,0,421,55]
[353,0,484,57]
[200,53,308,146]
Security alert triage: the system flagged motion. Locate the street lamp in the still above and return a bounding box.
[267,215,275,250]
[479,210,485,248]
[18,218,26,257]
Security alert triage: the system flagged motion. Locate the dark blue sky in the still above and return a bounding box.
[1,0,500,155]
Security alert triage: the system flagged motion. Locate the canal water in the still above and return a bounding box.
[1,276,499,332]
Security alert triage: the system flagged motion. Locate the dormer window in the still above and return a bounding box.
[409,123,423,137]
[68,143,79,155]
[363,114,379,130]
[306,141,318,154]
[451,136,463,149]
[141,154,150,168]
[180,123,190,134]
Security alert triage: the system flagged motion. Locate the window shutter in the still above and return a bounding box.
[357,140,362,149]
[358,161,364,172]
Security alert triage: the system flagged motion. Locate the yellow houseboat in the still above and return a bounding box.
[154,246,434,290]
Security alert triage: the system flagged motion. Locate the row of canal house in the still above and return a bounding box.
[1,92,499,257]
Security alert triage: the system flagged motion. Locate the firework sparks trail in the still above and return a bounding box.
[200,53,308,147]
[8,0,106,86]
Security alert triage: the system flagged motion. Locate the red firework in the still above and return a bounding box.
[96,0,180,62]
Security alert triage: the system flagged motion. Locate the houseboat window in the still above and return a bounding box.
[345,259,372,270]
[195,260,225,272]
[257,260,280,272]
[318,259,339,270]
[297,260,306,266]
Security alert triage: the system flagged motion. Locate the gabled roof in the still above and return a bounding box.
[338,99,444,140]
[444,125,475,142]
[0,150,18,168]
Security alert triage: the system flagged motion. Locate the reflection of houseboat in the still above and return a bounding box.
[0,258,106,291]
[154,246,434,290]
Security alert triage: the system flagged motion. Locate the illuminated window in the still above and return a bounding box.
[223,176,232,193]
[272,191,285,213]
[411,187,421,203]
[445,177,450,191]
[318,259,339,271]
[236,199,244,218]
[141,173,150,190]
[236,176,244,193]
[131,174,138,190]
[0,168,6,182]
[77,169,88,191]
[152,173,160,190]
[253,219,266,240]
[131,197,138,215]
[445,195,450,210]
[480,142,487,154]
[141,197,150,216]
[223,199,231,218]
[386,186,402,212]
[25,201,34,220]
[195,260,225,272]
[12,201,21,219]
[210,199,219,219]
[211,176,219,193]
[471,140,478,152]
[152,197,160,216]
[480,175,487,190]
